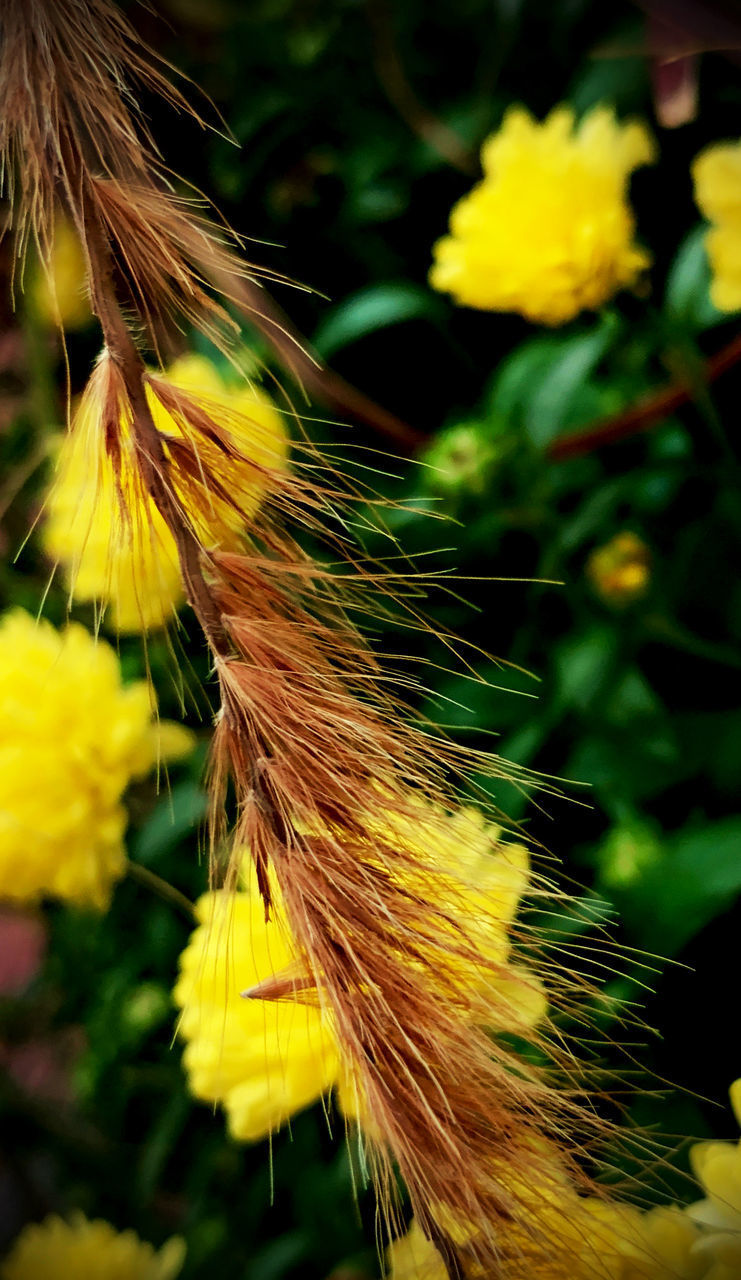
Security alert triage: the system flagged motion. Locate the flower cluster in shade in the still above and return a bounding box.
[387,1076,741,1279]
[430,105,655,326]
[44,353,288,632]
[0,1213,185,1280]
[586,532,650,608]
[173,806,545,1142]
[0,610,194,909]
[693,141,741,312]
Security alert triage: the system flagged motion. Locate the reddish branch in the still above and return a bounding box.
[548,331,741,460]
[219,271,426,450]
[365,0,478,176]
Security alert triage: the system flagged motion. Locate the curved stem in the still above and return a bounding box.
[365,0,478,176]
[125,859,195,921]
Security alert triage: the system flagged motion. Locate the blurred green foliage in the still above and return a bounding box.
[2,0,741,1275]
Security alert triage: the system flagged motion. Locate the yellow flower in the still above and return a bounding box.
[386,1202,702,1280]
[693,1233,741,1280]
[0,1213,184,1280]
[586,532,650,607]
[174,810,542,1142]
[385,1219,446,1280]
[430,105,655,326]
[693,143,741,312]
[43,353,288,632]
[174,867,340,1142]
[688,1079,741,1240]
[619,1207,704,1280]
[28,217,92,331]
[0,609,194,909]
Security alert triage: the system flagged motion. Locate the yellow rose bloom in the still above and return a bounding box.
[174,811,542,1142]
[28,216,93,331]
[0,1213,184,1280]
[430,105,655,326]
[0,609,194,909]
[693,143,741,311]
[44,353,288,632]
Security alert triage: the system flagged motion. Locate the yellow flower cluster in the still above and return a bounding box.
[586,532,650,607]
[0,1213,185,1280]
[693,142,741,312]
[28,217,93,331]
[388,1076,741,1279]
[0,610,193,909]
[174,807,543,1142]
[430,105,655,326]
[44,354,288,632]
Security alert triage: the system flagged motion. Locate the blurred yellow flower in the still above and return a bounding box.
[386,1201,702,1280]
[0,1213,185,1280]
[621,1207,704,1280]
[0,610,194,909]
[28,217,92,331]
[386,1219,446,1280]
[430,105,655,326]
[586,532,650,607]
[688,1078,741,1240]
[174,810,542,1142]
[44,353,288,632]
[386,1078,741,1279]
[693,1233,741,1280]
[693,143,741,312]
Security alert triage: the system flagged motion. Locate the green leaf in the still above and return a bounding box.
[553,625,617,713]
[313,282,443,356]
[486,334,564,423]
[664,226,725,332]
[569,56,649,116]
[131,781,209,865]
[618,817,741,955]
[523,319,618,447]
[486,318,619,448]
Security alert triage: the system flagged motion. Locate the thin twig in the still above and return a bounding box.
[215,271,426,450]
[126,860,195,921]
